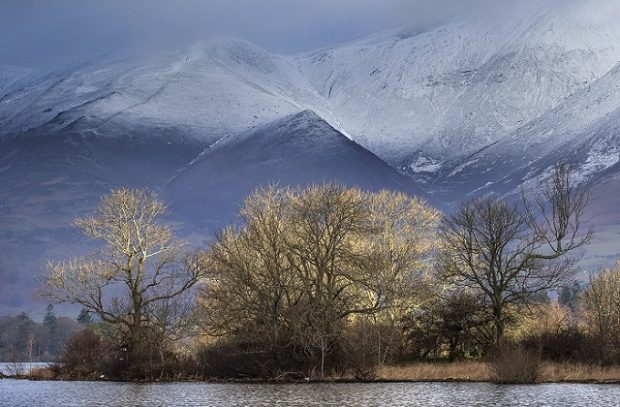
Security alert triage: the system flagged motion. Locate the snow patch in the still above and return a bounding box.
[574,147,620,183]
[409,155,443,173]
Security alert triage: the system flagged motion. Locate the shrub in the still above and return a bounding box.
[522,327,585,362]
[489,343,541,384]
[341,320,380,380]
[59,328,115,379]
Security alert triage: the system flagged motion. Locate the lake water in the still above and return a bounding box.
[1,380,620,407]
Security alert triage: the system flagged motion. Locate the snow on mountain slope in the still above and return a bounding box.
[434,59,620,201]
[165,110,428,229]
[3,1,620,167]
[0,38,345,144]
[297,1,620,166]
[0,64,34,93]
[425,56,620,268]
[2,1,620,169]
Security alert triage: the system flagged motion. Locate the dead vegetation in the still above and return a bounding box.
[376,361,620,384]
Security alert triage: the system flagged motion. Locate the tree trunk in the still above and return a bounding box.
[493,305,504,347]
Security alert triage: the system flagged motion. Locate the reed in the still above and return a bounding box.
[378,361,491,382]
[377,361,620,384]
[539,362,620,383]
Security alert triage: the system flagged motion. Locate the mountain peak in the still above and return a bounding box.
[288,109,322,121]
[165,113,426,225]
[211,110,342,150]
[259,109,331,134]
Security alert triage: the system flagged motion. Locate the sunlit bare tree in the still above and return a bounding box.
[199,184,440,377]
[582,261,620,360]
[41,188,206,351]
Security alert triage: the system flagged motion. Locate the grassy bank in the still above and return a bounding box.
[378,362,620,384]
[9,361,620,384]
[539,362,620,383]
[377,362,490,382]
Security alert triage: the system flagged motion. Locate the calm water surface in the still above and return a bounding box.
[1,380,620,407]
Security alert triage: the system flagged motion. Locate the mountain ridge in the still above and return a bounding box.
[165,110,429,229]
[5,1,620,166]
[3,2,620,312]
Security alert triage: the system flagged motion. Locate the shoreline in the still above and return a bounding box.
[5,361,620,385]
[5,376,620,386]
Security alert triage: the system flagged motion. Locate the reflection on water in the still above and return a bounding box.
[1,380,620,407]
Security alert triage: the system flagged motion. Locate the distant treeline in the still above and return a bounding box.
[0,305,84,362]
[24,164,620,382]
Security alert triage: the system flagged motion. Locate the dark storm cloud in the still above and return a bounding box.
[0,0,565,68]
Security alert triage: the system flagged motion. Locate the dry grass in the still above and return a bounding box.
[15,361,620,384]
[378,361,491,382]
[377,361,620,384]
[539,362,620,383]
[27,367,57,380]
[489,346,541,384]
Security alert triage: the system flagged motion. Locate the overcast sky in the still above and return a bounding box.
[0,0,561,68]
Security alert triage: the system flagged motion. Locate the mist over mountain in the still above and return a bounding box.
[2,0,620,312]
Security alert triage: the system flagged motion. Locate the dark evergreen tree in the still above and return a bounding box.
[43,304,57,328]
[43,304,59,355]
[77,308,92,324]
[559,281,582,313]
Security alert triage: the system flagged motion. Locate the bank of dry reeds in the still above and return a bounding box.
[377,361,620,384]
[489,345,541,384]
[10,360,620,384]
[539,362,620,383]
[377,361,491,382]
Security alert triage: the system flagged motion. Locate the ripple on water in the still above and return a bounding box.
[1,380,620,407]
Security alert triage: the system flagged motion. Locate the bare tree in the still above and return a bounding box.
[199,185,440,377]
[26,333,35,375]
[438,164,591,346]
[199,187,292,351]
[41,188,206,352]
[581,261,620,359]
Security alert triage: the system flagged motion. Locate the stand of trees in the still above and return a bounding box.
[0,305,81,362]
[30,164,620,381]
[197,186,440,378]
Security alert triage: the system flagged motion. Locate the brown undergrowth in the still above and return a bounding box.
[377,362,491,382]
[12,361,620,384]
[539,362,620,383]
[378,361,620,384]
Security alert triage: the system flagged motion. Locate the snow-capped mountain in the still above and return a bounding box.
[298,1,620,167]
[435,60,620,201]
[0,38,347,144]
[4,1,620,165]
[2,0,620,311]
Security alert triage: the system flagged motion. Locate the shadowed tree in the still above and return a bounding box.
[559,281,582,313]
[43,304,58,355]
[76,308,92,325]
[438,164,592,347]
